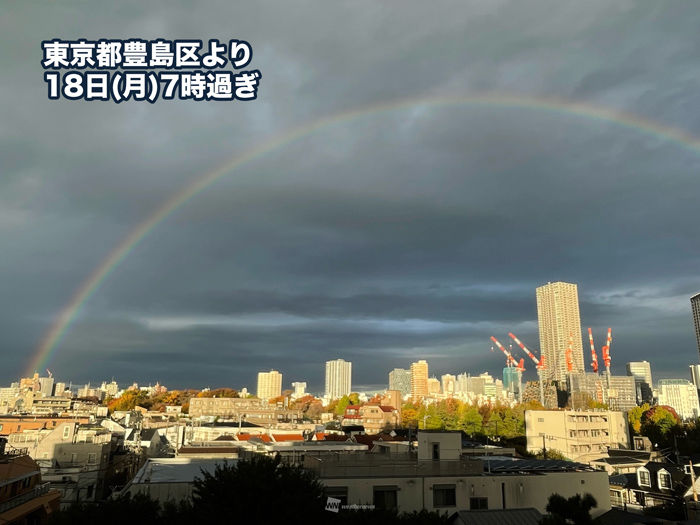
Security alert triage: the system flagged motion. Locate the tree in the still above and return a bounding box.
[458,405,483,435]
[191,455,326,521]
[541,493,597,525]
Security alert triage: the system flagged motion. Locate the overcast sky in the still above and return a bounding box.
[1,1,699,393]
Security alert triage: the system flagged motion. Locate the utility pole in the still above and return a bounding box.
[542,434,547,460]
[690,461,698,502]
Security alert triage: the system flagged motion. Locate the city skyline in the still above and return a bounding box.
[2,3,700,389]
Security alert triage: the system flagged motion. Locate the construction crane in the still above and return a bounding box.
[601,327,612,373]
[508,333,546,406]
[587,328,599,374]
[490,336,525,371]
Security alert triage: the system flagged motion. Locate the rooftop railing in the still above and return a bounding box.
[0,483,52,514]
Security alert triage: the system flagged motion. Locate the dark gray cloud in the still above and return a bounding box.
[1,1,700,393]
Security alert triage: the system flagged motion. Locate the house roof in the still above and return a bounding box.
[596,508,667,525]
[451,508,542,525]
[271,434,304,442]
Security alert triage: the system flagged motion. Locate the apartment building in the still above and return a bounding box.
[257,370,282,400]
[325,359,352,400]
[525,410,630,461]
[312,431,611,516]
[0,444,60,524]
[188,396,301,424]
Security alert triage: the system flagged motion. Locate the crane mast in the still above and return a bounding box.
[587,328,599,374]
[508,332,545,406]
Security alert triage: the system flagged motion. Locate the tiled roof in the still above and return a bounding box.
[271,434,304,442]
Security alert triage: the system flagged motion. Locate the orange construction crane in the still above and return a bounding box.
[566,332,574,372]
[490,336,522,370]
[588,328,599,374]
[508,333,546,371]
[509,332,545,406]
[601,327,612,372]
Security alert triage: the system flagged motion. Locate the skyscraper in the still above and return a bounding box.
[692,292,700,359]
[536,281,584,383]
[257,370,282,400]
[626,361,653,404]
[389,368,411,397]
[410,360,429,400]
[325,359,352,399]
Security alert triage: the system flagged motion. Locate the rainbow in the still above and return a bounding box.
[25,92,700,377]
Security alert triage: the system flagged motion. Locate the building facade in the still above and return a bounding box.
[389,369,411,397]
[692,292,700,359]
[525,410,630,461]
[410,360,429,400]
[626,361,653,404]
[325,359,352,400]
[657,379,700,421]
[257,370,282,400]
[536,282,584,382]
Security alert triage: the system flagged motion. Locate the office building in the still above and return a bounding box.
[690,365,700,395]
[441,374,456,396]
[410,360,429,400]
[657,379,700,421]
[536,282,584,382]
[626,361,653,404]
[38,377,54,398]
[389,368,411,397]
[427,377,441,396]
[692,293,700,359]
[291,382,307,399]
[325,359,352,400]
[257,370,282,400]
[503,367,522,401]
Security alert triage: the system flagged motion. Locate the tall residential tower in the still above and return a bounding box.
[691,292,700,360]
[536,281,584,383]
[325,359,352,400]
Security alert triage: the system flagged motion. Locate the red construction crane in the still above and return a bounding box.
[566,332,574,372]
[601,327,612,371]
[587,328,599,374]
[508,333,546,371]
[490,336,521,369]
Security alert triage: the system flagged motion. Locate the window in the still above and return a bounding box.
[537,418,544,422]
[62,426,70,439]
[88,453,97,464]
[374,486,398,509]
[432,443,440,461]
[324,487,348,506]
[86,485,94,499]
[638,469,650,486]
[658,471,672,490]
[470,497,488,510]
[70,453,78,464]
[433,485,456,507]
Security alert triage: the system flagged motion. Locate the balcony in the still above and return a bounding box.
[0,483,51,514]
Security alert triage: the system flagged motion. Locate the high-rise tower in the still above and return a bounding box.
[325,359,352,399]
[691,292,700,360]
[536,282,584,383]
[410,360,429,400]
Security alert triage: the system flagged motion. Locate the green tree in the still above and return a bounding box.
[458,405,483,435]
[541,493,597,525]
[191,455,326,521]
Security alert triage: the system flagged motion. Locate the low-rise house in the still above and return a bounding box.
[609,460,700,515]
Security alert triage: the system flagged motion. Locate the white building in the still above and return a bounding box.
[657,379,700,421]
[525,410,630,462]
[257,370,282,400]
[325,359,352,400]
[291,382,307,399]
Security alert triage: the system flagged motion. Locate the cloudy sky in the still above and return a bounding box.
[2,1,699,393]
